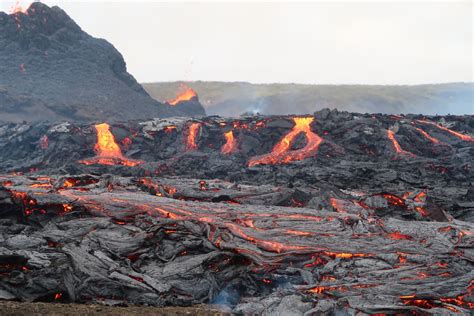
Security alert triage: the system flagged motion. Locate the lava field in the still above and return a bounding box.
[0,109,473,314]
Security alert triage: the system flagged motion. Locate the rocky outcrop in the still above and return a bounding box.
[0,2,205,123]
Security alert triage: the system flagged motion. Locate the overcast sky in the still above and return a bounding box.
[1,0,472,84]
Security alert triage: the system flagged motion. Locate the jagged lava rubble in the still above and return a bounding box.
[0,109,473,314]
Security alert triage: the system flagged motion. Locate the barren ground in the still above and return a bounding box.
[0,301,229,316]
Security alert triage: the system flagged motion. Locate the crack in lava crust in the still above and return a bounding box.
[0,173,473,314]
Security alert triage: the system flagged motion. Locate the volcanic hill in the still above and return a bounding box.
[0,2,205,123]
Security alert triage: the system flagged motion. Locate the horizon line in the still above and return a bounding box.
[141,80,474,87]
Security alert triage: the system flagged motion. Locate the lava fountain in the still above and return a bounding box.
[79,123,142,166]
[248,117,323,166]
[167,86,197,106]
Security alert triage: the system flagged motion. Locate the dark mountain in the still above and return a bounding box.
[0,2,205,123]
[143,81,474,117]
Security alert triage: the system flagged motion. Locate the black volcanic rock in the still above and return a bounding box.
[0,112,473,314]
[0,2,205,122]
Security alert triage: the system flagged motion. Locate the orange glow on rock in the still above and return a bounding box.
[79,123,142,167]
[322,251,371,259]
[414,206,429,217]
[387,231,413,240]
[417,120,474,142]
[382,193,406,207]
[387,129,414,156]
[398,253,407,264]
[330,198,347,213]
[414,191,427,202]
[221,131,237,155]
[168,86,197,106]
[309,285,348,294]
[248,117,323,166]
[186,123,200,151]
[164,125,177,134]
[414,127,440,143]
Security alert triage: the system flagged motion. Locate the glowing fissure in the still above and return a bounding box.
[186,123,201,151]
[248,117,323,166]
[417,120,474,142]
[79,123,142,166]
[221,130,237,154]
[387,130,414,156]
[225,223,310,253]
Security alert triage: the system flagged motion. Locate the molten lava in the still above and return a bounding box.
[167,86,197,106]
[417,120,474,142]
[248,117,323,166]
[387,130,414,156]
[186,123,200,151]
[221,131,237,154]
[79,123,142,167]
[382,193,406,207]
[414,127,439,143]
[330,198,347,213]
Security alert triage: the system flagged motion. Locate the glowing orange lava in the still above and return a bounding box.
[417,120,474,142]
[167,86,197,106]
[387,130,414,156]
[308,285,348,294]
[414,191,426,202]
[382,193,406,207]
[387,231,412,240]
[248,117,323,166]
[186,122,200,151]
[330,198,348,213]
[414,127,439,143]
[79,123,142,167]
[221,131,237,154]
[401,295,472,312]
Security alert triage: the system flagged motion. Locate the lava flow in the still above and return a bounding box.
[417,120,474,142]
[387,129,414,156]
[79,123,142,167]
[186,122,201,151]
[221,131,237,154]
[248,117,323,166]
[167,86,197,106]
[414,126,440,143]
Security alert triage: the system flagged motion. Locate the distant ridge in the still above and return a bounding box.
[143,81,474,117]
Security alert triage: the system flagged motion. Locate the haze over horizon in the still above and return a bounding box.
[1,0,472,85]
